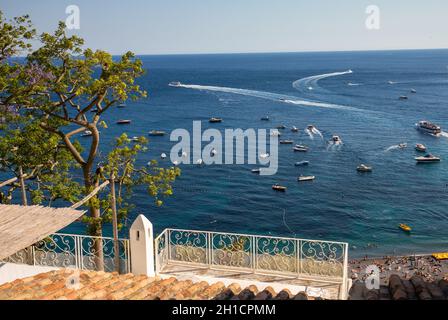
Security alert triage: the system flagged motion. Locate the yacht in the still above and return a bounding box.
[357,164,373,172]
[415,144,427,152]
[415,154,441,163]
[298,175,315,182]
[168,81,182,87]
[416,121,442,136]
[293,145,309,152]
[148,130,166,136]
[209,117,222,123]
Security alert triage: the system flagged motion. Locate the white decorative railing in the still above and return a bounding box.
[155,228,349,298]
[1,233,131,274]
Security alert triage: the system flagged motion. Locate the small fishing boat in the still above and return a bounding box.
[116,119,131,124]
[291,126,299,132]
[293,145,309,152]
[298,175,315,182]
[209,117,222,123]
[272,184,287,192]
[415,154,441,163]
[148,130,166,136]
[81,130,93,137]
[276,125,286,130]
[399,96,408,100]
[279,140,294,144]
[399,224,412,232]
[357,164,373,172]
[160,153,167,159]
[295,161,309,166]
[410,89,417,94]
[415,144,427,152]
[251,168,261,174]
[261,116,270,121]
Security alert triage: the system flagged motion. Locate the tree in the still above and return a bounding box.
[0,12,180,269]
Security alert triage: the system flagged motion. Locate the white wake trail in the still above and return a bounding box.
[292,70,353,92]
[178,83,360,112]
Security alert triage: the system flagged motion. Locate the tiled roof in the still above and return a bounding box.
[0,269,321,300]
[349,274,448,300]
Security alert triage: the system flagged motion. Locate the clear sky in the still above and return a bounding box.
[1,0,447,55]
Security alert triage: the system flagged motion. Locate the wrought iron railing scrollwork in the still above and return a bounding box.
[1,233,131,273]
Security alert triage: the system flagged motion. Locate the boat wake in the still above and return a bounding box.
[440,131,448,138]
[385,144,407,152]
[305,128,323,140]
[327,142,343,151]
[177,83,360,111]
[292,70,353,92]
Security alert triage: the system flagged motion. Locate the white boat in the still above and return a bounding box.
[251,168,261,174]
[169,81,182,87]
[357,164,373,172]
[261,116,270,121]
[415,144,427,152]
[131,136,140,142]
[160,153,167,159]
[81,130,92,137]
[209,117,222,123]
[411,89,417,93]
[117,104,126,108]
[295,161,309,166]
[293,145,309,152]
[291,126,299,132]
[415,154,441,163]
[298,175,315,182]
[148,130,166,136]
[116,119,131,124]
[331,135,342,144]
[415,120,442,136]
[398,143,407,149]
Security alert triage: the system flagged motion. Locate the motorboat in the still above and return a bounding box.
[357,164,373,172]
[399,224,412,232]
[298,175,315,182]
[398,143,407,149]
[307,125,316,131]
[116,119,131,124]
[415,120,442,136]
[276,125,286,130]
[261,116,270,121]
[272,184,287,192]
[131,136,140,142]
[251,168,261,174]
[410,89,417,94]
[291,126,299,132]
[415,154,441,163]
[117,104,126,108]
[168,81,182,87]
[399,96,408,100]
[331,135,342,144]
[81,130,93,137]
[294,161,309,166]
[160,153,167,159]
[148,130,166,136]
[415,144,427,152]
[209,117,222,123]
[279,140,294,144]
[293,145,309,152]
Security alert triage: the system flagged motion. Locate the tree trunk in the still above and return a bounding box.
[110,173,120,273]
[83,166,104,271]
[18,166,28,206]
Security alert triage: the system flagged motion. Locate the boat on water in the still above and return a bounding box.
[131,136,140,142]
[293,145,309,152]
[116,119,131,124]
[279,140,293,145]
[291,126,299,132]
[168,81,182,87]
[415,144,427,152]
[398,143,407,149]
[399,224,412,232]
[117,104,126,108]
[298,175,315,182]
[295,161,309,166]
[251,168,261,174]
[276,125,286,130]
[415,154,441,163]
[307,125,316,131]
[331,135,342,144]
[357,164,373,172]
[416,120,442,136]
[411,89,417,94]
[272,184,287,192]
[209,117,222,123]
[81,130,93,137]
[399,96,408,100]
[261,116,270,121]
[148,130,166,136]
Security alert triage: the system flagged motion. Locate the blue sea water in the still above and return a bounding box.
[65,49,448,257]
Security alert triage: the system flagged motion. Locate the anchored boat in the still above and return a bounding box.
[357,164,373,172]
[148,130,166,136]
[415,154,441,163]
[415,144,427,152]
[399,224,412,232]
[291,126,299,133]
[116,119,131,124]
[295,161,309,166]
[293,145,309,152]
[272,184,287,192]
[298,176,315,182]
[279,140,294,144]
[261,116,270,121]
[209,117,222,123]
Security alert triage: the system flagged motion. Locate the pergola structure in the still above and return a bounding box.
[0,205,85,260]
